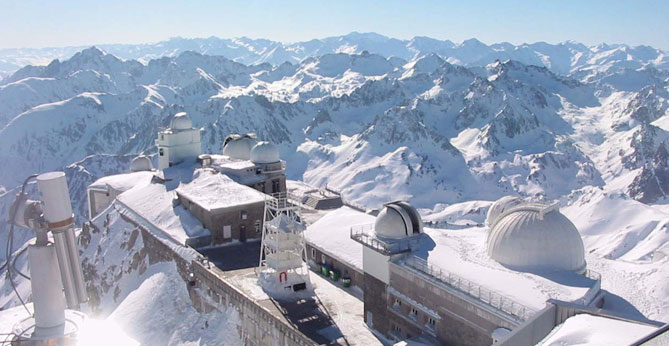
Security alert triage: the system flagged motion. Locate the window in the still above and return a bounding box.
[410,307,418,318]
[427,317,436,328]
[393,298,402,307]
[160,134,164,140]
[240,210,248,220]
[255,220,261,233]
[159,148,164,156]
[311,248,316,259]
[321,254,326,263]
[272,179,281,193]
[223,225,232,239]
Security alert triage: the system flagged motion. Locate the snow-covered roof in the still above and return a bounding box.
[175,169,266,211]
[304,206,376,271]
[487,203,586,272]
[538,314,657,346]
[307,206,596,311]
[117,182,209,243]
[89,171,156,192]
[209,154,257,171]
[420,226,594,311]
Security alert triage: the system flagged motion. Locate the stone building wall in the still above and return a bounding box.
[386,263,518,345]
[305,242,364,289]
[178,193,265,244]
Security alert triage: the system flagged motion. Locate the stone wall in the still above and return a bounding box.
[386,263,518,345]
[178,193,264,244]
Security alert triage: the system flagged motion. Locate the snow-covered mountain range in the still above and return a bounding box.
[1,32,667,79]
[1,34,669,324]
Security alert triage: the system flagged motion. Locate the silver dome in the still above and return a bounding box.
[130,155,153,172]
[486,196,524,228]
[487,203,586,272]
[250,141,280,164]
[170,112,193,130]
[374,201,423,240]
[223,134,257,160]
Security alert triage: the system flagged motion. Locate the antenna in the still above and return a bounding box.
[8,171,87,341]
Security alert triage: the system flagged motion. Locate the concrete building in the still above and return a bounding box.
[156,112,202,170]
[88,113,288,246]
[303,197,604,345]
[175,171,266,245]
[87,154,156,218]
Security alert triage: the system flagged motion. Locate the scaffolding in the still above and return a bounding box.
[257,192,311,294]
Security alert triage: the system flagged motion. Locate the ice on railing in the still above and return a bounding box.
[403,256,534,321]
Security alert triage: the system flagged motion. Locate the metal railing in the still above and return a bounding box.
[265,191,302,210]
[403,256,534,321]
[350,224,417,255]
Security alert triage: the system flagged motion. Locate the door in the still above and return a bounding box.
[240,225,246,242]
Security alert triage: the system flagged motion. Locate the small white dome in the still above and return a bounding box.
[487,203,586,272]
[374,201,423,240]
[130,155,153,172]
[170,112,193,130]
[250,141,280,164]
[223,135,257,160]
[486,196,524,227]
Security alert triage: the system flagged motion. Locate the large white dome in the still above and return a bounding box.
[486,196,524,227]
[223,135,257,160]
[374,201,423,240]
[130,155,153,172]
[170,112,193,130]
[487,203,586,272]
[250,141,280,164]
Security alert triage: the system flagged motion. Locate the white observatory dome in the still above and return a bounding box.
[223,134,257,160]
[130,155,153,172]
[374,201,423,240]
[170,112,193,130]
[487,203,586,272]
[250,141,280,164]
[486,196,524,227]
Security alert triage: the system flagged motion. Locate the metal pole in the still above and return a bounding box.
[64,226,88,302]
[53,229,79,309]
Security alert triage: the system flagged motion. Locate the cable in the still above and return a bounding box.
[12,247,30,280]
[4,174,39,317]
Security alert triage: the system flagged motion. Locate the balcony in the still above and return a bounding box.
[350,224,417,255]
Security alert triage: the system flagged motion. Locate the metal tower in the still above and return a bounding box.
[257,192,311,294]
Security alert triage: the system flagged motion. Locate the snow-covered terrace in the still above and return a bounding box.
[175,169,266,211]
[305,206,599,315]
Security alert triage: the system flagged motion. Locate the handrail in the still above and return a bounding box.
[350,224,418,255]
[403,255,535,321]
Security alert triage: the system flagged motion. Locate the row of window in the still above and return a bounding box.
[392,297,437,329]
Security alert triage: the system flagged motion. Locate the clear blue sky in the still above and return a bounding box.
[1,0,668,49]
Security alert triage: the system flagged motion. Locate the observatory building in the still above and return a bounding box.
[303,197,604,345]
[156,112,202,170]
[87,113,288,247]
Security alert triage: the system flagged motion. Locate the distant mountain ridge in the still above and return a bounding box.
[1,32,667,78]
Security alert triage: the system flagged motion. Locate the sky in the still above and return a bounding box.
[0,0,668,50]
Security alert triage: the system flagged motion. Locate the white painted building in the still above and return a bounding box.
[156,112,202,170]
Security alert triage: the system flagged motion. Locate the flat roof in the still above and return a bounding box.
[117,182,210,243]
[89,171,156,192]
[538,314,657,345]
[304,206,376,271]
[210,154,257,171]
[305,206,597,312]
[175,169,266,211]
